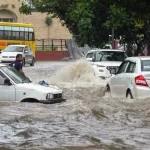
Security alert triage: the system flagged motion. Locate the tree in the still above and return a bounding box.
[20,0,111,47]
[20,0,150,50]
[105,0,150,52]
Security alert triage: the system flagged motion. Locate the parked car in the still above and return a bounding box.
[0,45,35,66]
[85,49,127,79]
[106,56,150,99]
[0,63,65,104]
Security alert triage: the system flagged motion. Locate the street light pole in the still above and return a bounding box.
[112,28,115,49]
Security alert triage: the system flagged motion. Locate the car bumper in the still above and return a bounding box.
[39,98,66,104]
[133,86,150,99]
[1,60,15,63]
[1,58,15,63]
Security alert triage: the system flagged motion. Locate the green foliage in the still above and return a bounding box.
[19,3,32,15]
[105,5,132,29]
[19,0,150,49]
[45,16,53,26]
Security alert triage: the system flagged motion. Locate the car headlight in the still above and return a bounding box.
[97,65,105,67]
[106,66,118,70]
[46,93,53,99]
[107,66,115,70]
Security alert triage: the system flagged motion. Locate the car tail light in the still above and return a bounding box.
[135,75,148,86]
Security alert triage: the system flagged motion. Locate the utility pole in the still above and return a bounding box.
[112,28,115,49]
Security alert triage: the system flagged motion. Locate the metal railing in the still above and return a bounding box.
[36,39,68,51]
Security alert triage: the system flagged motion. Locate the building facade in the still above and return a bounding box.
[0,0,72,41]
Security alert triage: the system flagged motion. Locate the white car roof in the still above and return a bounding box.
[87,49,125,53]
[126,56,150,61]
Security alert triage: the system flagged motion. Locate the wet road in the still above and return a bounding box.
[0,60,150,150]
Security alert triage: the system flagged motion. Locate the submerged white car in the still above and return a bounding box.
[85,49,127,79]
[106,56,150,99]
[0,64,64,104]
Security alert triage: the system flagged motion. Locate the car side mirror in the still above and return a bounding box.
[109,68,117,75]
[24,49,29,54]
[4,78,11,86]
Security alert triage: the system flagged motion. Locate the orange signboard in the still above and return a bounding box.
[0,42,6,47]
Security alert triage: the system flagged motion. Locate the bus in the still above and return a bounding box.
[0,22,36,56]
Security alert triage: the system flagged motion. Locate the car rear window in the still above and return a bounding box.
[141,60,150,71]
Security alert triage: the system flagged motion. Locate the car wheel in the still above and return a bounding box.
[21,98,39,103]
[126,90,133,99]
[30,58,34,66]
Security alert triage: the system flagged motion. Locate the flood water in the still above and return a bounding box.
[1,60,150,150]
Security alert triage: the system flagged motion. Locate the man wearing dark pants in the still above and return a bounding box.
[11,54,25,76]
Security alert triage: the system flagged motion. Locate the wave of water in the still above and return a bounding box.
[48,59,106,88]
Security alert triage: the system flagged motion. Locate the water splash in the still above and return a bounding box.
[49,59,106,87]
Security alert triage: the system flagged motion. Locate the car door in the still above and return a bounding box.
[124,61,136,95]
[0,70,15,101]
[110,61,129,96]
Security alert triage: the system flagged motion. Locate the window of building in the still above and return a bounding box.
[0,18,13,22]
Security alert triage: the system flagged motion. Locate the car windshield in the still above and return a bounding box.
[4,46,24,52]
[95,51,127,62]
[1,66,31,84]
[141,60,150,71]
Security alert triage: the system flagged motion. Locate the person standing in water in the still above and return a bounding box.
[11,54,25,76]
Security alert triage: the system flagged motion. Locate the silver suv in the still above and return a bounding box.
[85,49,127,79]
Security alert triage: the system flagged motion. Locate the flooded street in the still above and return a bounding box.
[1,60,150,150]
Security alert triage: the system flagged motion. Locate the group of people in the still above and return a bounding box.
[127,49,150,57]
[11,54,25,76]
